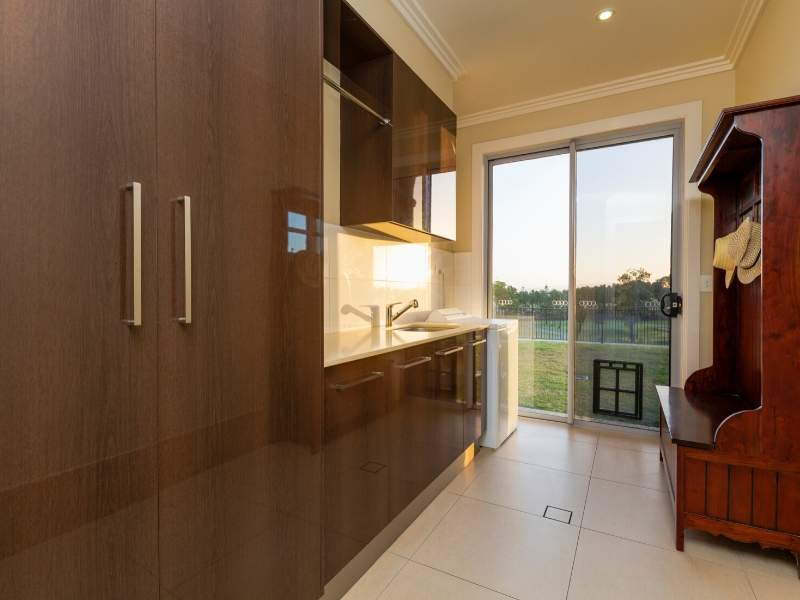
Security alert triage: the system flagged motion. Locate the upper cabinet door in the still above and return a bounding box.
[0,1,159,598]
[392,57,457,240]
[155,1,323,598]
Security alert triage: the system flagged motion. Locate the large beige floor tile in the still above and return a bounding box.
[413,496,578,600]
[389,492,459,558]
[582,478,674,548]
[445,451,496,495]
[342,552,407,600]
[495,430,596,475]
[380,562,512,600]
[517,417,599,445]
[738,543,800,581]
[684,529,745,570]
[591,444,667,490]
[594,426,660,454]
[747,570,800,600]
[568,529,754,600]
[464,456,589,525]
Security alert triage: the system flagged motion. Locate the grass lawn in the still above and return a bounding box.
[518,339,669,428]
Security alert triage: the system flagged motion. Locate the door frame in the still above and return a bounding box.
[470,102,702,408]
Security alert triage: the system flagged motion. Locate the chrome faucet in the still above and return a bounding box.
[386,299,419,328]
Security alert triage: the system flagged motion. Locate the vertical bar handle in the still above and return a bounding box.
[174,196,192,325]
[124,182,142,327]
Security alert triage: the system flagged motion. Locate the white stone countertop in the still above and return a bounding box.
[324,323,488,368]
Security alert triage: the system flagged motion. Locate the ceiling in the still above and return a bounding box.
[393,0,762,119]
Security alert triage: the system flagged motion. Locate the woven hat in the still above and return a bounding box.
[713,218,753,288]
[737,220,762,284]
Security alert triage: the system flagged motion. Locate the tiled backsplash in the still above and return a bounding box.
[324,223,455,332]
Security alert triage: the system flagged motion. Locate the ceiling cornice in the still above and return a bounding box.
[725,0,766,64]
[458,56,733,129]
[393,0,765,128]
[390,0,465,80]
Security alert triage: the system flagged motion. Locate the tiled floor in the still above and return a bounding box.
[342,417,800,600]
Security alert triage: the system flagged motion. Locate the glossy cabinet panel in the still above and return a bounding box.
[432,336,467,470]
[389,343,438,516]
[324,333,478,583]
[391,57,458,240]
[324,356,392,582]
[0,1,159,597]
[155,1,323,598]
[465,331,487,447]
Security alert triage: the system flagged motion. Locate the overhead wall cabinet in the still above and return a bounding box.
[324,0,457,242]
[0,1,323,598]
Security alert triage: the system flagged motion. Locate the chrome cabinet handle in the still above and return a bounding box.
[124,182,142,327]
[436,345,464,357]
[471,339,487,348]
[330,371,384,391]
[173,196,192,325]
[396,356,432,370]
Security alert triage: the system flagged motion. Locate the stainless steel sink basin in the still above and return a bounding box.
[392,323,460,333]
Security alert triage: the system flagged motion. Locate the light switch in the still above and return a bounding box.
[700,274,713,292]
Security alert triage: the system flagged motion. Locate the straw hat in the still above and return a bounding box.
[737,220,762,284]
[713,218,753,288]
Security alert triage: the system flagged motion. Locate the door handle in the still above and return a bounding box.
[660,292,682,318]
[329,371,384,391]
[173,196,192,325]
[123,182,142,327]
[471,339,487,348]
[436,345,464,357]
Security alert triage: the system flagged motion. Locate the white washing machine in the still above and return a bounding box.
[427,308,518,448]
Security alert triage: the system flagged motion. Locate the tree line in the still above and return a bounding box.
[494,267,670,312]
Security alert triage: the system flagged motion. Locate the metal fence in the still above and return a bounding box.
[494,306,670,346]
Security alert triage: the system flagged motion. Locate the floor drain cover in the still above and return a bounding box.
[360,461,387,474]
[543,505,573,524]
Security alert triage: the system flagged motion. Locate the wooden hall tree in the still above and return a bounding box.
[658,96,800,572]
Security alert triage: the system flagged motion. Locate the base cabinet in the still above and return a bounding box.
[323,331,486,583]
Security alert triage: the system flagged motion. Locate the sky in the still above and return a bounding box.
[491,136,673,291]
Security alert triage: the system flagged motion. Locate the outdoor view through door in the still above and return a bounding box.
[490,134,674,428]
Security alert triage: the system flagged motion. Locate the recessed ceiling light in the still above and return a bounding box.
[596,8,615,21]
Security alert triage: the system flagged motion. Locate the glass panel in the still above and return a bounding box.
[575,137,673,428]
[429,170,457,239]
[491,151,570,416]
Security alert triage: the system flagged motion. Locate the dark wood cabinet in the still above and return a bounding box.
[154,1,323,598]
[324,356,392,584]
[465,330,488,448]
[325,0,457,243]
[0,1,323,598]
[324,331,482,583]
[0,2,159,597]
[388,343,437,519]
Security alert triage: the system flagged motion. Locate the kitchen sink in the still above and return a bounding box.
[392,323,460,332]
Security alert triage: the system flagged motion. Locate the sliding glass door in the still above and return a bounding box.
[490,129,677,428]
[489,150,571,417]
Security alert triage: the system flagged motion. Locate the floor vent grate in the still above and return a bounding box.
[543,505,573,525]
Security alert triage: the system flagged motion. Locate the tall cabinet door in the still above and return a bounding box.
[0,2,159,598]
[155,1,323,599]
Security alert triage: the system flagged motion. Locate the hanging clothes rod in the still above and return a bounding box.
[323,74,391,127]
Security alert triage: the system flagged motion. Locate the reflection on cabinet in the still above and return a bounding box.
[324,331,485,584]
[324,0,457,242]
[0,1,323,599]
